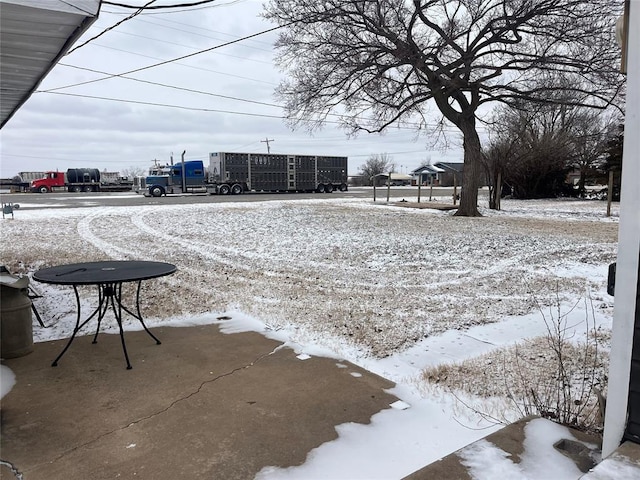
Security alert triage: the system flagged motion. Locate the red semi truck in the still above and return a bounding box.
[30,169,132,193]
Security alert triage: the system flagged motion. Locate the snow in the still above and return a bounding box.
[0,364,16,399]
[0,196,623,479]
[458,419,592,480]
[582,454,640,480]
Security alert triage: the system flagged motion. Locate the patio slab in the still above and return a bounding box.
[1,323,397,480]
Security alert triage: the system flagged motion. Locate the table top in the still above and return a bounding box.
[33,261,177,285]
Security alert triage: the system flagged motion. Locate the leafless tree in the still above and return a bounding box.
[359,152,394,185]
[485,96,615,203]
[570,112,610,196]
[120,166,146,178]
[263,0,624,216]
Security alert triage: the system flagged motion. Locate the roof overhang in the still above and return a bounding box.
[0,0,101,128]
[372,173,414,180]
[413,165,445,174]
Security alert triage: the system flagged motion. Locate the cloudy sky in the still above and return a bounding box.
[0,0,467,179]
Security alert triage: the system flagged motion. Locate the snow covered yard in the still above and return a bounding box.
[0,196,624,478]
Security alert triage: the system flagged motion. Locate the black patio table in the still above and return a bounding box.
[33,260,177,369]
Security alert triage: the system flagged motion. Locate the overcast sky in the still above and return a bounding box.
[0,0,467,178]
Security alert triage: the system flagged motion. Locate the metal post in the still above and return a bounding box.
[453,175,458,205]
[386,172,391,202]
[496,171,502,211]
[181,150,186,194]
[607,170,614,217]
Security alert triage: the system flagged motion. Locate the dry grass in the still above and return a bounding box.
[422,326,610,432]
[0,199,618,360]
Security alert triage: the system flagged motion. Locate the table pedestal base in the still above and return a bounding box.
[52,281,160,369]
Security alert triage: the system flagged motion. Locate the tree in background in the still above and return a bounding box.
[359,153,394,186]
[567,110,611,197]
[602,123,624,200]
[120,166,146,178]
[483,136,518,210]
[263,0,623,216]
[485,98,594,201]
[484,91,621,204]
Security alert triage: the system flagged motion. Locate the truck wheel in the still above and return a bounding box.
[83,186,93,192]
[339,183,348,192]
[316,184,325,193]
[218,184,231,195]
[71,186,82,193]
[150,186,164,197]
[231,184,243,195]
[324,184,334,193]
[39,186,49,194]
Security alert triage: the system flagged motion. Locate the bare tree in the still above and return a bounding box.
[483,136,519,210]
[359,153,394,185]
[570,112,609,196]
[485,97,615,202]
[263,0,624,216]
[486,100,581,199]
[120,166,146,178]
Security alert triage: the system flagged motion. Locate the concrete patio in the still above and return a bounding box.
[0,323,397,479]
[2,322,640,479]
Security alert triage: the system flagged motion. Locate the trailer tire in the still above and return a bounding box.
[316,184,325,193]
[231,183,243,195]
[38,186,49,194]
[71,186,82,193]
[150,186,164,197]
[324,184,334,193]
[83,186,93,192]
[339,183,348,192]
[218,184,231,195]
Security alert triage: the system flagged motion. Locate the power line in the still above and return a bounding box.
[103,0,221,9]
[40,89,484,136]
[102,0,247,15]
[131,17,273,52]
[45,23,285,92]
[43,91,287,118]
[67,0,157,55]
[52,64,282,108]
[89,28,273,64]
[134,12,272,47]
[41,90,472,134]
[80,42,277,85]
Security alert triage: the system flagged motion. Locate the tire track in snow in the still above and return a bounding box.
[129,210,315,282]
[76,208,220,310]
[77,209,139,260]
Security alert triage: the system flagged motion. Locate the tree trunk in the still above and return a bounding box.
[578,166,587,197]
[455,118,483,217]
[488,169,500,210]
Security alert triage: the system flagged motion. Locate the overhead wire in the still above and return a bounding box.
[81,28,273,64]
[103,0,223,9]
[67,0,157,55]
[74,43,277,85]
[102,0,247,15]
[42,90,471,135]
[50,65,282,108]
[45,23,285,92]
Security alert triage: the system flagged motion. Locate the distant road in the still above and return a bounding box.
[0,186,471,211]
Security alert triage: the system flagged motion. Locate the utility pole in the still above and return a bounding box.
[261,137,274,153]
